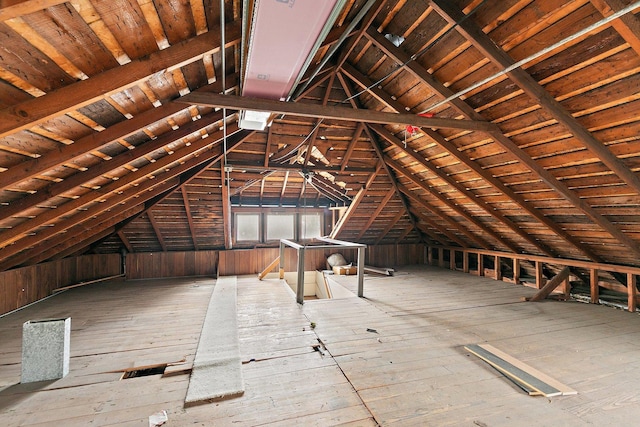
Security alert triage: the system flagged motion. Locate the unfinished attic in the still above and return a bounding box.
[2,0,640,425]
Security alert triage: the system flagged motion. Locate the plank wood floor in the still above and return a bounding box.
[1,266,640,425]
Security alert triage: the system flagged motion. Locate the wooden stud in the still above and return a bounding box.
[450,249,456,271]
[463,250,469,273]
[513,258,520,284]
[478,253,484,276]
[535,261,545,289]
[628,273,637,312]
[590,269,599,304]
[494,255,502,281]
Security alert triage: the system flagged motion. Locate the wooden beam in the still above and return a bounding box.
[334,72,425,243]
[258,256,280,280]
[0,123,241,246]
[432,1,640,197]
[0,180,176,270]
[0,76,238,193]
[400,185,477,248]
[370,124,550,256]
[374,209,404,245]
[590,0,640,56]
[0,130,253,264]
[386,157,520,253]
[181,187,199,250]
[147,211,167,252]
[180,92,498,132]
[364,24,605,262]
[334,0,389,69]
[0,110,228,222]
[329,165,381,238]
[356,187,395,240]
[264,125,273,167]
[117,231,134,253]
[528,267,571,302]
[340,122,365,172]
[535,261,545,289]
[0,0,68,21]
[628,273,637,312]
[304,73,335,166]
[22,205,144,266]
[0,24,241,140]
[590,269,600,304]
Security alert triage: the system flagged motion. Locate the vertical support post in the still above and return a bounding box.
[279,241,285,279]
[590,269,599,304]
[627,273,636,312]
[450,249,456,270]
[561,274,571,298]
[513,258,520,284]
[357,246,365,298]
[463,250,469,273]
[478,253,484,276]
[438,248,444,268]
[535,261,544,289]
[427,246,433,266]
[296,247,305,305]
[494,256,502,281]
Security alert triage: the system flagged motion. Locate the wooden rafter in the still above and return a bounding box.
[117,231,134,253]
[0,0,69,21]
[279,171,290,206]
[340,121,365,172]
[1,110,228,222]
[147,211,167,252]
[399,183,485,249]
[0,24,241,139]
[25,205,144,266]
[0,124,242,246]
[590,0,640,56]
[181,187,199,250]
[304,73,335,165]
[364,25,635,261]
[0,75,238,193]
[431,1,640,211]
[180,92,498,132]
[374,209,405,245]
[329,163,381,238]
[369,124,556,256]
[336,71,425,243]
[334,0,389,70]
[387,157,521,252]
[356,187,395,240]
[264,125,273,167]
[340,62,544,253]
[0,129,253,264]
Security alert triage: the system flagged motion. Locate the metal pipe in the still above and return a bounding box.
[291,0,379,101]
[423,1,640,113]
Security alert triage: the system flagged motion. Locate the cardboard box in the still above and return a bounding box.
[333,265,357,275]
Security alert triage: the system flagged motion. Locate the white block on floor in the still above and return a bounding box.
[21,317,71,383]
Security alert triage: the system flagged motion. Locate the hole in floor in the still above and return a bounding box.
[121,364,167,380]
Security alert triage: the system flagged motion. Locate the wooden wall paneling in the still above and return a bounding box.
[0,254,121,315]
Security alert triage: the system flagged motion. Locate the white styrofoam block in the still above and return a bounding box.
[21,317,71,383]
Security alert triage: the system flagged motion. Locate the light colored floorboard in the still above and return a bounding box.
[1,266,640,425]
